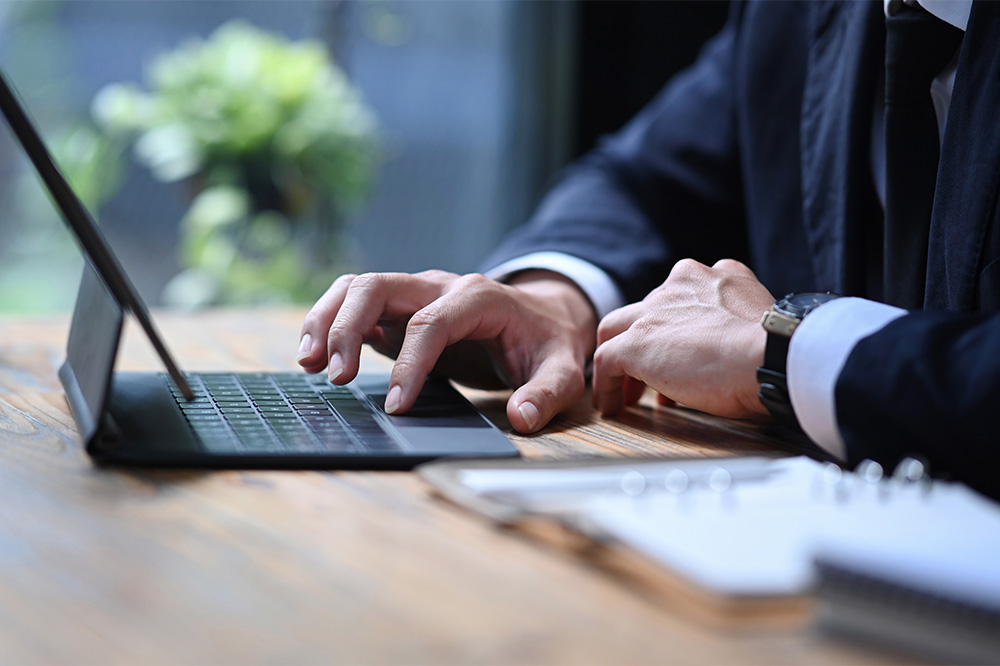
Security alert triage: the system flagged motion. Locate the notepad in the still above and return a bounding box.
[418,455,1000,624]
[814,544,1000,663]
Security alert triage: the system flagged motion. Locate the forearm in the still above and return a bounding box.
[831,309,1000,499]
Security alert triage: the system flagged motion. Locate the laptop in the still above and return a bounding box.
[0,68,519,469]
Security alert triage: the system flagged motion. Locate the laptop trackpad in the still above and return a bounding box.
[368,393,489,428]
[364,383,514,456]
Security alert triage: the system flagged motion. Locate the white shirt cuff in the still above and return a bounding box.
[787,297,906,459]
[484,251,625,319]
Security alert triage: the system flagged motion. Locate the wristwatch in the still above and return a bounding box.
[757,292,841,427]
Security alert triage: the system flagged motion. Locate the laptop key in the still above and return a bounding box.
[185,414,225,422]
[302,414,340,424]
[297,409,337,417]
[211,389,246,396]
[262,416,300,425]
[225,411,260,424]
[180,407,218,416]
[246,389,282,398]
[257,405,295,413]
[225,406,258,413]
[252,400,289,407]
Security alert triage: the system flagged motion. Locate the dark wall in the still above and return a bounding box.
[572,0,730,158]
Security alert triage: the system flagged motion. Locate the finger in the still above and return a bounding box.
[298,274,356,373]
[384,274,506,414]
[623,376,647,406]
[596,302,646,346]
[657,393,677,408]
[591,336,632,417]
[328,272,452,385]
[506,350,586,433]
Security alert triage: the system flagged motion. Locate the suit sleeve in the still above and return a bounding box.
[833,310,1000,500]
[481,4,749,305]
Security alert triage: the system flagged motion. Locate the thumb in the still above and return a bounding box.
[506,353,586,433]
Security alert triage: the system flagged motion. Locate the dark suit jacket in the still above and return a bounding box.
[484,1,1000,498]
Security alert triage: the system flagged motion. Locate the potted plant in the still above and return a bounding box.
[92,19,377,306]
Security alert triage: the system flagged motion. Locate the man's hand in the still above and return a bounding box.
[592,259,773,420]
[297,270,597,433]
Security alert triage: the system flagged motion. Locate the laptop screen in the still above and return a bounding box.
[59,261,124,443]
[0,66,193,399]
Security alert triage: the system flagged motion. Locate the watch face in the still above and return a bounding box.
[775,292,840,318]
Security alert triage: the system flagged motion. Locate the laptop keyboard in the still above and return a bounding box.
[165,372,402,454]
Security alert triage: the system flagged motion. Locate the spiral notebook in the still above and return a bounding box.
[418,454,1000,642]
[815,541,1000,663]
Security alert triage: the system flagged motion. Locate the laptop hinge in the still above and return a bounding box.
[91,412,123,453]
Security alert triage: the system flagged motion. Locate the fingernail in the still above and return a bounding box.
[296,333,313,361]
[385,385,402,414]
[518,401,540,431]
[327,352,344,382]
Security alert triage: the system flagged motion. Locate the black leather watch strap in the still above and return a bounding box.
[757,367,797,427]
[762,328,791,379]
[756,292,840,429]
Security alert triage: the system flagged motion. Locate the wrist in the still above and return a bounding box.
[757,292,842,426]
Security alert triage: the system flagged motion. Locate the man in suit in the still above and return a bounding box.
[297,1,1000,498]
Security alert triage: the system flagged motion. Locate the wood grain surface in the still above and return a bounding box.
[0,308,909,665]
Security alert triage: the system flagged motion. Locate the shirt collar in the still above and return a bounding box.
[884,0,971,31]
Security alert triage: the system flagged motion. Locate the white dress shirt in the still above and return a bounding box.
[487,0,972,460]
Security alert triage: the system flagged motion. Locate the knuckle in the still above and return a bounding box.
[452,272,493,292]
[406,307,443,334]
[467,272,492,285]
[302,310,324,332]
[712,258,748,273]
[630,316,657,342]
[347,272,380,292]
[416,269,454,283]
[327,319,357,343]
[393,347,434,380]
[333,272,357,287]
[669,258,705,278]
[327,317,364,346]
[391,354,417,375]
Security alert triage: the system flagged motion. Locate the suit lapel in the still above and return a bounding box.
[924,1,1000,311]
[799,1,884,296]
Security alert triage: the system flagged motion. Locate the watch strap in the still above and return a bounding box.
[757,306,802,428]
[757,367,797,427]
[758,328,797,427]
[761,325,791,378]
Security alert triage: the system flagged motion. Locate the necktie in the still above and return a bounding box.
[883,3,963,309]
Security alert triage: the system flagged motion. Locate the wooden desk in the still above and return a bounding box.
[0,308,906,664]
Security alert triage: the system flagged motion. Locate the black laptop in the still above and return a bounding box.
[0,69,519,468]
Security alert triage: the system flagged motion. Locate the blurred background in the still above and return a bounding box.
[0,0,727,313]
